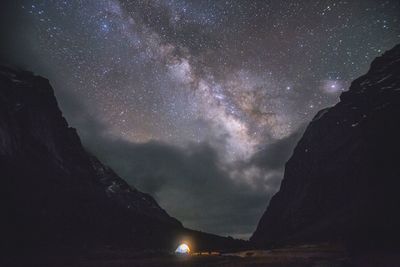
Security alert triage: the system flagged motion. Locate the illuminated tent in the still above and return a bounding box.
[175,243,190,254]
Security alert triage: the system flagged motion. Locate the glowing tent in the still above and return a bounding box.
[175,243,190,254]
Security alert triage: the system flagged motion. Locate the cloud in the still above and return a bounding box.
[52,90,304,239]
[82,137,263,237]
[69,110,304,239]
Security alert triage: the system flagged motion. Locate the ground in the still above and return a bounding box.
[73,245,348,267]
[7,244,399,266]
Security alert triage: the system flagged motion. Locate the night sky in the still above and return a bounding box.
[1,0,399,239]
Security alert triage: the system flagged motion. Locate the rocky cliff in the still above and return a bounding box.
[0,65,185,250]
[0,66,243,255]
[251,44,400,250]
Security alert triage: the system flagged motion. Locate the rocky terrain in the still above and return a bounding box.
[251,44,400,251]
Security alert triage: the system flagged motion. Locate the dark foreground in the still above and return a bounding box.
[7,244,400,267]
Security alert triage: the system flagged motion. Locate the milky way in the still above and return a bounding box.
[1,0,399,238]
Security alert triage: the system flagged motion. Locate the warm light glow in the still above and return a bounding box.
[175,243,190,254]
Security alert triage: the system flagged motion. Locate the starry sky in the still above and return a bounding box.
[1,0,399,239]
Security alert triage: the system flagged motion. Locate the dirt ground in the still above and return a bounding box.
[5,244,399,267]
[70,245,348,267]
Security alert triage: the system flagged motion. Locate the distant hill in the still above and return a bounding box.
[251,44,400,250]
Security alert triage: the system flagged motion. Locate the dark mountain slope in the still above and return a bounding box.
[251,44,400,250]
[0,66,244,256]
[0,65,182,249]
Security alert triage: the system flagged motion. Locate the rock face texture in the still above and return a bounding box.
[251,44,400,249]
[0,66,243,252]
[0,66,182,249]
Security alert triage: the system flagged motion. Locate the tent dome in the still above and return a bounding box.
[175,243,190,254]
